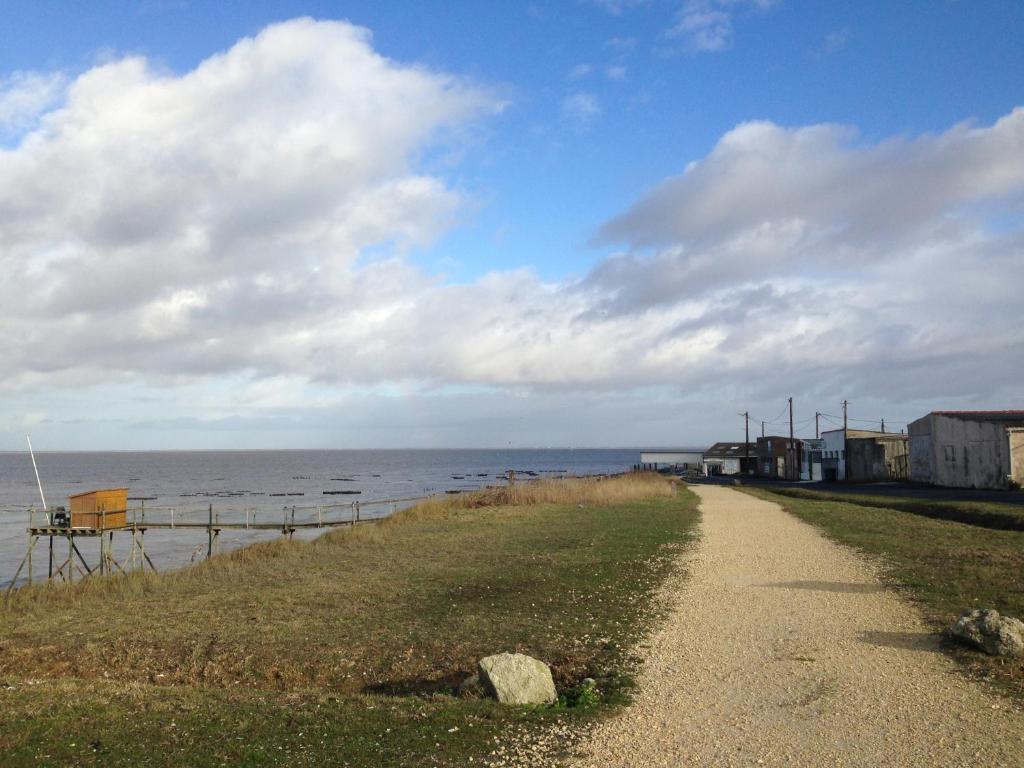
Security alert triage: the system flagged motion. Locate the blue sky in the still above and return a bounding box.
[0,1,1022,449]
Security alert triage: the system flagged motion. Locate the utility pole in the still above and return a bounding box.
[842,399,849,481]
[761,420,765,438]
[744,411,750,474]
[881,418,885,433]
[788,397,795,481]
[815,412,820,440]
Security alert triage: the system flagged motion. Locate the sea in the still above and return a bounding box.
[0,448,641,587]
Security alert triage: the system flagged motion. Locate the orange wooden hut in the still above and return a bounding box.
[68,488,128,529]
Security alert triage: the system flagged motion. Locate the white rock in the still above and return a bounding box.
[477,652,557,705]
[950,608,1024,658]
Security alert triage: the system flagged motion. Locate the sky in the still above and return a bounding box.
[0,0,1022,450]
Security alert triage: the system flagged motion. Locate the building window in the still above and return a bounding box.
[944,445,956,462]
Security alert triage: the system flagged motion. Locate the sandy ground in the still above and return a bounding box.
[570,485,1024,767]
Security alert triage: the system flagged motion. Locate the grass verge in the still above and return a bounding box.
[0,474,698,766]
[754,486,1024,531]
[743,487,1024,698]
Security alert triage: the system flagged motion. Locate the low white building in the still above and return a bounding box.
[908,411,1024,489]
[821,428,847,481]
[638,450,704,471]
[702,442,755,475]
[799,439,824,481]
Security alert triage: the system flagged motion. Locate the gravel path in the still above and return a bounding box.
[570,485,1024,767]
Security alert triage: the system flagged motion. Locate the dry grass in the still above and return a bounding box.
[0,474,698,766]
[386,471,676,522]
[1,473,674,615]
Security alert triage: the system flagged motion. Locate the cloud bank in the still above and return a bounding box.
[1,17,1022,445]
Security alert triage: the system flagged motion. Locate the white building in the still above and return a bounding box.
[908,411,1024,489]
[821,428,847,481]
[702,442,755,476]
[820,428,909,482]
[799,439,824,481]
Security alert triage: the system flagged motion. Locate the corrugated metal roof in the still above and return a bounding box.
[933,410,1024,417]
[704,442,755,458]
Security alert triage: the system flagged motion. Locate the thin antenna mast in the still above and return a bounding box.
[26,435,47,510]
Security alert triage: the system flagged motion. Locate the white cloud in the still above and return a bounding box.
[606,65,628,81]
[667,0,778,52]
[0,18,503,390]
[587,108,1024,406]
[822,27,849,55]
[0,71,67,136]
[599,111,1024,250]
[562,91,602,126]
[587,0,650,16]
[567,63,593,81]
[1,19,1022,446]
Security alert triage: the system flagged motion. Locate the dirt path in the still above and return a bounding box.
[570,485,1024,767]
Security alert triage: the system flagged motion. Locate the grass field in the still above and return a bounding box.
[744,487,1024,697]
[756,486,1024,530]
[0,474,698,767]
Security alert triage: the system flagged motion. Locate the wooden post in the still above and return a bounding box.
[207,504,213,559]
[5,536,38,598]
[68,534,73,584]
[27,532,32,586]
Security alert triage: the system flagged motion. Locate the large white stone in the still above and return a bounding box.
[951,608,1024,658]
[477,652,557,705]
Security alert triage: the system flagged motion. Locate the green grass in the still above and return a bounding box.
[0,476,699,766]
[744,487,1024,696]
[758,487,1024,530]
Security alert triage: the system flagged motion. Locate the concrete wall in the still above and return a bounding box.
[925,415,1016,489]
[847,437,908,482]
[755,437,789,479]
[908,415,935,484]
[1010,428,1024,487]
[704,457,741,475]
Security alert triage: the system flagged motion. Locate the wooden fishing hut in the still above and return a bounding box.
[68,488,129,529]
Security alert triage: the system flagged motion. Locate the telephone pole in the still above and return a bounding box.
[788,397,795,481]
[842,399,849,481]
[744,411,750,474]
[761,420,765,438]
[881,418,885,433]
[815,411,820,439]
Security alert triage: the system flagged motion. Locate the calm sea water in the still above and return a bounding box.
[0,449,640,586]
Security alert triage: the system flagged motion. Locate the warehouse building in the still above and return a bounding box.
[908,411,1024,489]
[821,429,908,482]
